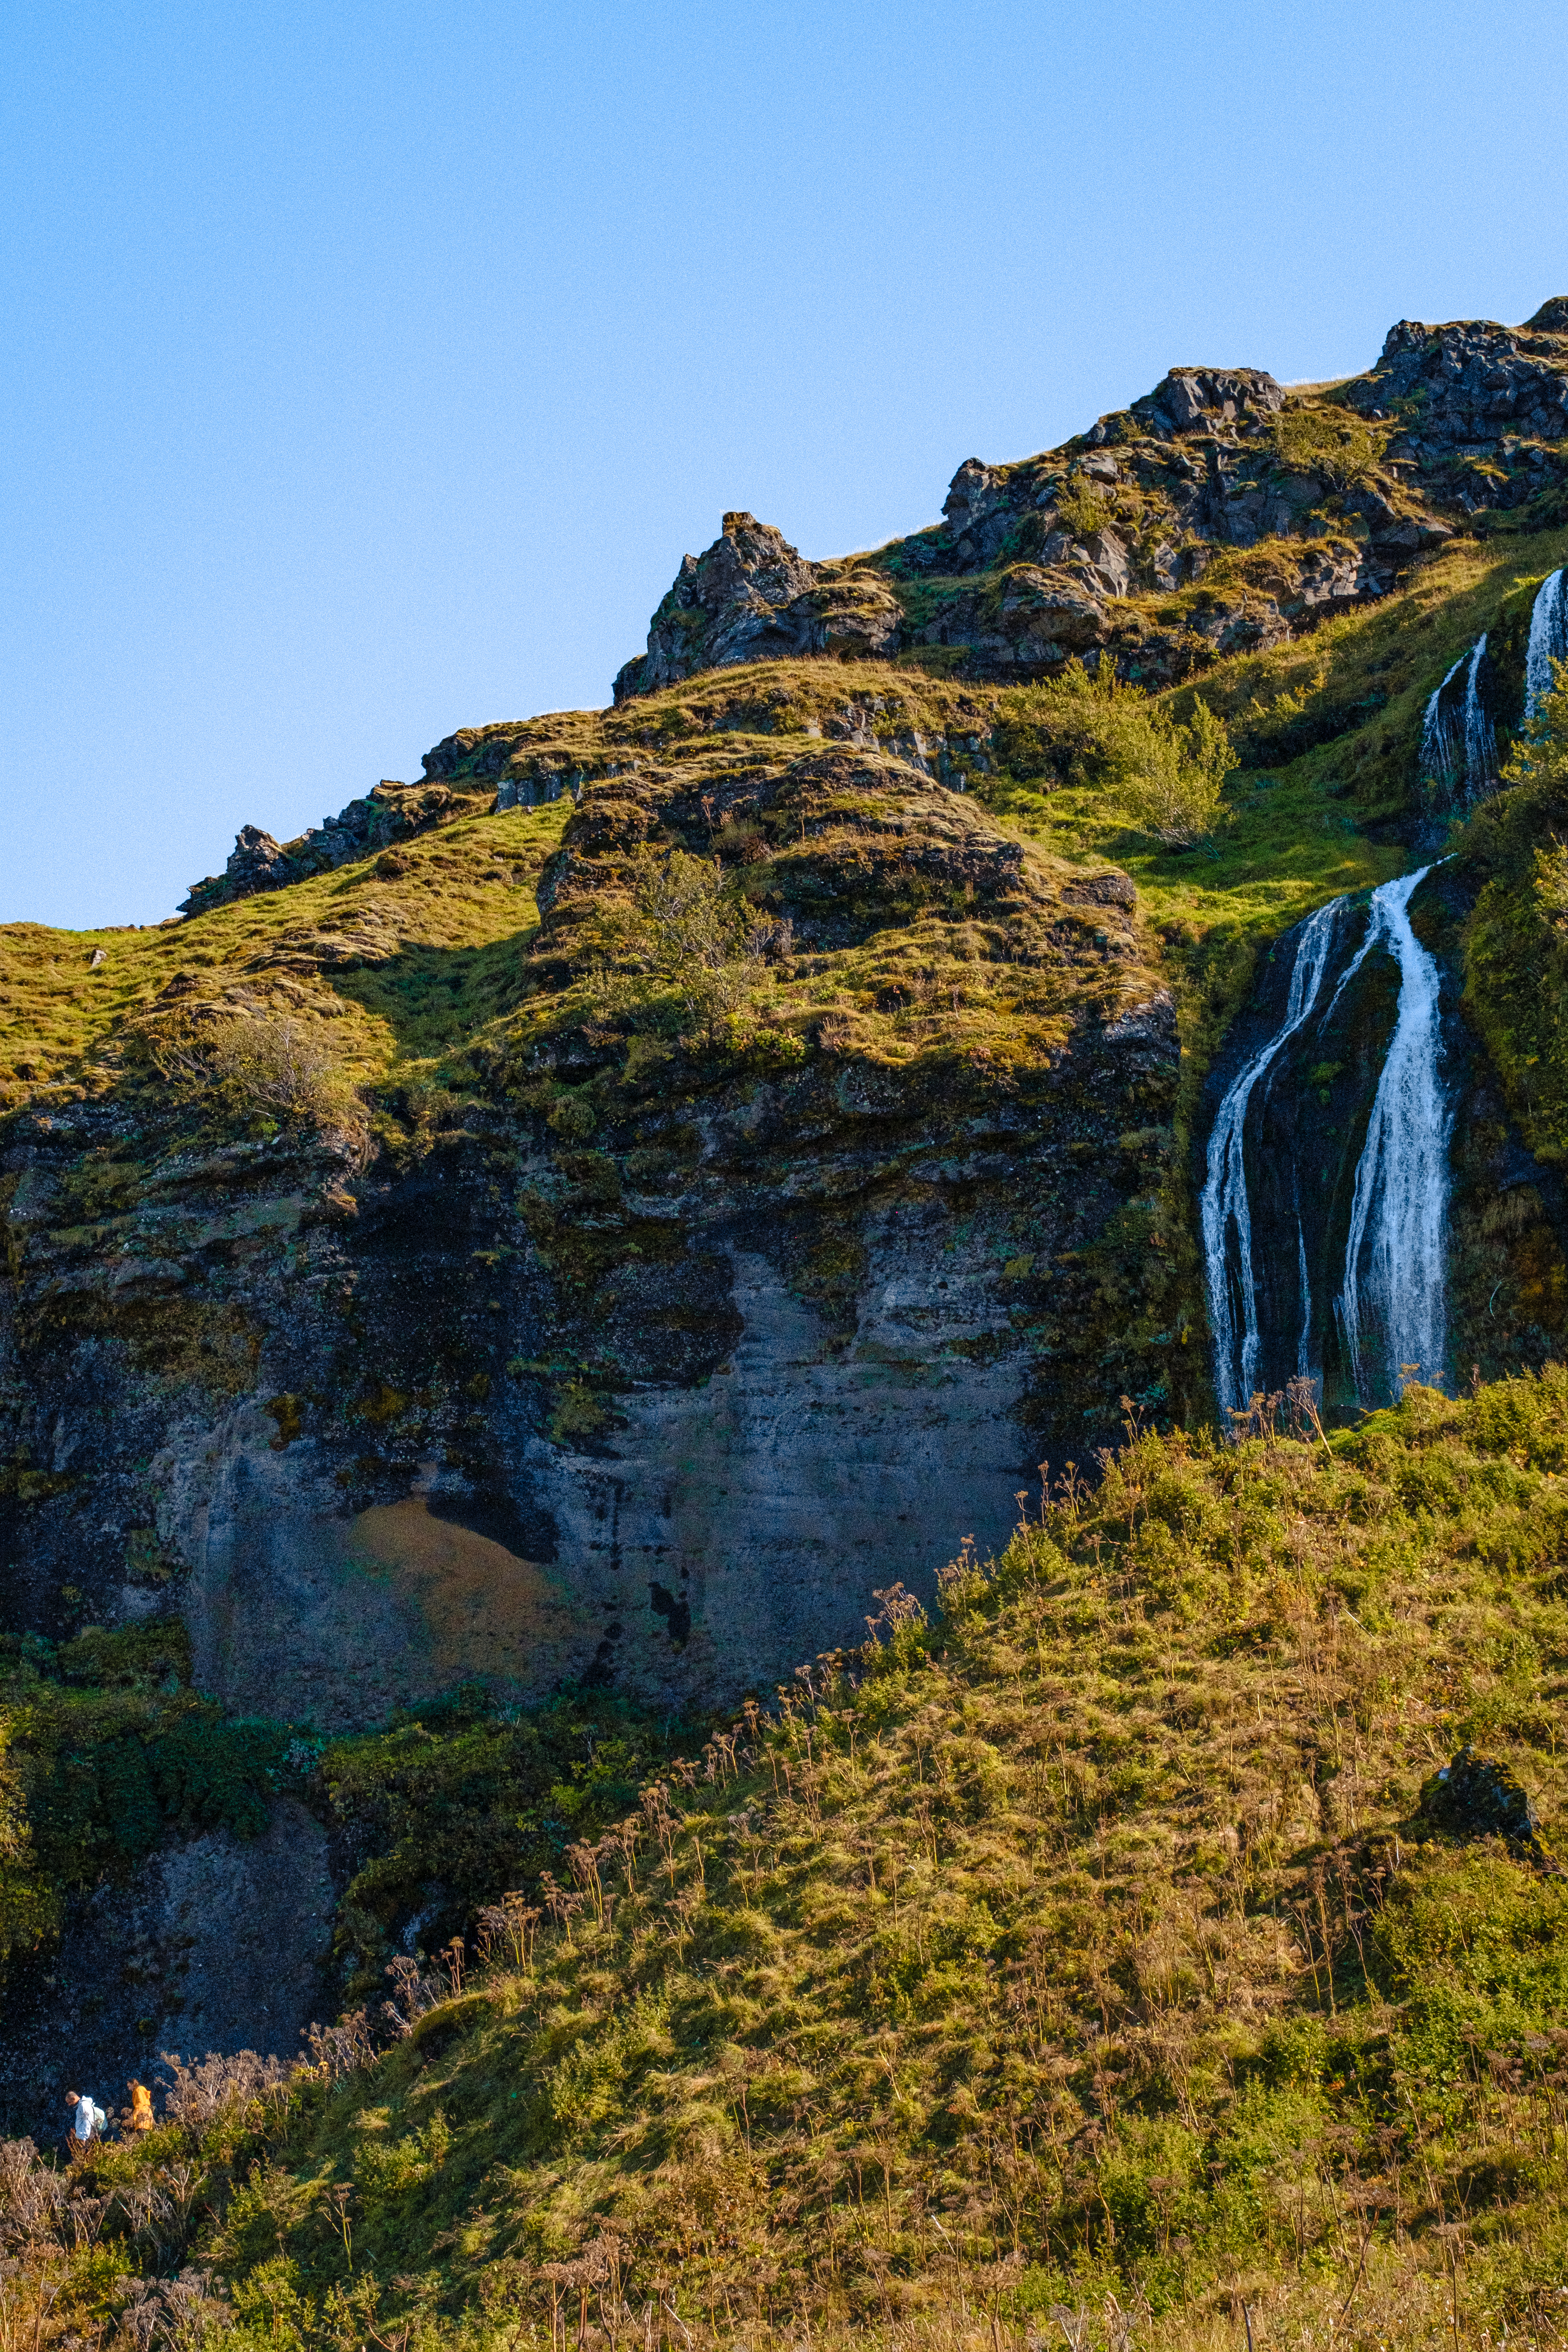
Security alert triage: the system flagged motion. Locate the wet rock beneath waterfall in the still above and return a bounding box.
[1419,1745,1559,1868]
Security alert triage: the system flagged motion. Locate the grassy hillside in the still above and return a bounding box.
[10,1367,1568,2349]
[6,518,1568,1168]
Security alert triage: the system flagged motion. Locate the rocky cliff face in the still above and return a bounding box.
[0,1799,334,2141]
[610,512,903,703]
[2,688,1186,1733]
[10,302,1568,2118]
[176,309,1568,926]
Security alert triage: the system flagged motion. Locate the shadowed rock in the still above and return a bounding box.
[1420,1744,1559,1870]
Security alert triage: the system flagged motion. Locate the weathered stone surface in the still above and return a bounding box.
[177,306,1568,923]
[1347,318,1568,451]
[178,781,488,917]
[1420,1743,1558,1868]
[613,513,825,704]
[1131,366,1285,435]
[3,759,1182,1732]
[0,1799,335,2141]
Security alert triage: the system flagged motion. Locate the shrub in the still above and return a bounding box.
[133,1010,363,1141]
[1054,483,1116,540]
[1102,691,1234,846]
[596,848,790,1044]
[1272,403,1389,489]
[997,661,1234,843]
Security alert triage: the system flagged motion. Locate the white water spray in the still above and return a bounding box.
[1419,651,1465,793]
[1524,568,1568,723]
[1460,633,1494,795]
[1295,1217,1312,1382]
[1420,635,1495,803]
[1336,868,1452,1402]
[1200,899,1341,1418]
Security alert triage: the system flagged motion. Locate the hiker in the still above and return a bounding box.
[127,2079,154,2133]
[64,2089,107,2155]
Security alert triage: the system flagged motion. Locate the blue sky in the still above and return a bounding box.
[6,0,1568,927]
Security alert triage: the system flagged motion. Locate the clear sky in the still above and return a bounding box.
[6,0,1568,929]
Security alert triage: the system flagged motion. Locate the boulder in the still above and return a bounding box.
[1419,1744,1559,1868]
[1134,367,1284,435]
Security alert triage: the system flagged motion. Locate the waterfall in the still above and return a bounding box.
[1336,867,1452,1403]
[1419,651,1465,793]
[1460,633,1494,796]
[1524,568,1568,722]
[1295,1217,1312,1382]
[1200,898,1342,1419]
[1420,635,1494,804]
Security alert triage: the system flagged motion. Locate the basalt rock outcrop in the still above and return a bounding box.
[175,308,1568,924]
[178,779,495,917]
[612,310,1568,707]
[610,513,902,703]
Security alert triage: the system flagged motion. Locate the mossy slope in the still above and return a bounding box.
[20,1369,1568,2350]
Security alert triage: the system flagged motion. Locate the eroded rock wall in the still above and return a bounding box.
[2,757,1185,1732]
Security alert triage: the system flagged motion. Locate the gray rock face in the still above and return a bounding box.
[1348,318,1568,449]
[0,1800,335,2142]
[1133,366,1285,435]
[611,513,906,706]
[3,756,1183,1734]
[1,1024,1176,1728]
[612,513,820,703]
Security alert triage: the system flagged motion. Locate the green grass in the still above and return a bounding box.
[13,1369,1568,2349]
[0,801,573,1108]
[11,492,1568,2352]
[7,519,1566,1133]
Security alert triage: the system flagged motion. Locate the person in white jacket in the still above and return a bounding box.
[64,2089,107,2153]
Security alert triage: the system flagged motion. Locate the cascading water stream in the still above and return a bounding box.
[1336,867,1452,1401]
[1203,866,1456,1421]
[1199,898,1341,1418]
[1419,652,1465,793]
[1460,634,1495,796]
[1524,568,1568,722]
[1419,635,1495,804]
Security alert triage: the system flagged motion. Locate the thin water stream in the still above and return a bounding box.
[1199,900,1341,1418]
[1204,573,1568,1422]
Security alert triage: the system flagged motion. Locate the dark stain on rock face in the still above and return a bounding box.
[649,1581,691,1647]
[426,1483,560,1564]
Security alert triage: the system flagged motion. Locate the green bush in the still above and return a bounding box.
[128,1009,364,1140]
[997,660,1234,843]
[1273,403,1389,489]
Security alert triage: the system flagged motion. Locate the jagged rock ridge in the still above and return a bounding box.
[178,306,1568,920]
[613,310,1568,702]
